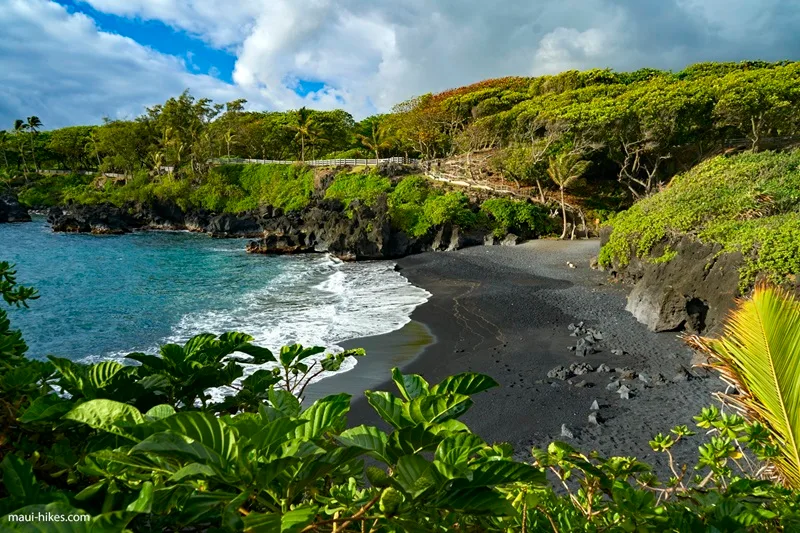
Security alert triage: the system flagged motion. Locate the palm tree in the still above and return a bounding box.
[547,153,590,239]
[688,285,800,488]
[13,120,29,173]
[357,122,394,160]
[26,116,42,171]
[224,128,236,158]
[289,107,316,162]
[84,129,102,169]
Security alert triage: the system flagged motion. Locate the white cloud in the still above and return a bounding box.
[2,0,799,128]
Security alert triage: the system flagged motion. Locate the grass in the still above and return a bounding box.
[599,150,800,289]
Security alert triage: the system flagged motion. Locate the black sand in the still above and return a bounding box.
[306,240,724,471]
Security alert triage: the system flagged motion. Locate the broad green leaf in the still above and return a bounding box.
[132,431,224,467]
[91,510,139,533]
[434,433,486,467]
[365,390,411,429]
[295,393,351,440]
[125,481,153,513]
[281,505,318,532]
[242,512,280,532]
[430,373,499,396]
[391,367,429,401]
[394,455,440,498]
[144,404,176,421]
[149,412,238,464]
[405,393,473,424]
[125,353,166,372]
[183,333,217,357]
[1,454,38,503]
[268,389,301,418]
[63,400,144,438]
[335,425,388,460]
[235,343,275,364]
[250,418,307,454]
[177,490,237,526]
[87,361,125,390]
[462,461,545,487]
[18,395,73,424]
[386,425,442,462]
[432,487,515,515]
[168,463,217,482]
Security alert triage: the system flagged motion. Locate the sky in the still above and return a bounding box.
[1,0,799,129]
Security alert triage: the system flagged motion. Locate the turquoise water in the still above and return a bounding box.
[0,219,430,381]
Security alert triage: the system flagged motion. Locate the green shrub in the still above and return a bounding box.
[390,175,431,205]
[387,177,477,237]
[481,197,552,237]
[324,170,392,210]
[599,150,800,289]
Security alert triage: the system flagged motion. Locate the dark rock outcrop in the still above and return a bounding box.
[0,194,31,223]
[48,204,139,234]
[47,194,494,260]
[605,235,743,334]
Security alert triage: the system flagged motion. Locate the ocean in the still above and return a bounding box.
[0,217,430,393]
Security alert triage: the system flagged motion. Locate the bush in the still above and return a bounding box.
[387,177,478,237]
[599,150,800,289]
[324,170,392,211]
[481,197,553,237]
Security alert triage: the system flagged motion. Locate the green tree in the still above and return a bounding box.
[357,120,394,160]
[289,107,320,162]
[12,120,28,173]
[547,153,590,239]
[25,116,43,172]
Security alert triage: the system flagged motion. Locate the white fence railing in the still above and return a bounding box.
[211,156,418,167]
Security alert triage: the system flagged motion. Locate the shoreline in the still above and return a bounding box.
[325,240,723,471]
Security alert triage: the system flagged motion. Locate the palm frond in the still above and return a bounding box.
[688,284,800,487]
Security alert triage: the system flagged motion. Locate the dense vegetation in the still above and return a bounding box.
[598,150,800,290]
[4,263,800,531]
[3,61,799,219]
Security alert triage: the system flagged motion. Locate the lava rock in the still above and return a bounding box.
[606,380,620,391]
[588,412,601,425]
[547,366,571,381]
[596,363,611,373]
[616,368,637,380]
[561,424,574,439]
[0,194,31,223]
[590,400,600,410]
[501,233,519,246]
[570,362,594,375]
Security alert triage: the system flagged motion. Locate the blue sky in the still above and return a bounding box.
[1,0,799,128]
[55,0,238,83]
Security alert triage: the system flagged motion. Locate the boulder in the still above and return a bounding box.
[622,236,742,334]
[0,194,31,223]
[501,233,519,246]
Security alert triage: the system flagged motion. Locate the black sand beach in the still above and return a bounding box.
[307,240,724,471]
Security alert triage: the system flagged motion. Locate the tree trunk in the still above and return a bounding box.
[30,136,39,172]
[301,137,305,162]
[559,187,568,240]
[536,179,546,203]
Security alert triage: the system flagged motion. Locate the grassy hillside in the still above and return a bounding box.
[599,150,800,289]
